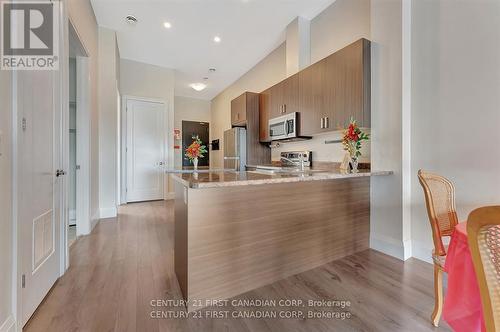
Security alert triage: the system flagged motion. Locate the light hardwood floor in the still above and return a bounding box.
[24,201,451,332]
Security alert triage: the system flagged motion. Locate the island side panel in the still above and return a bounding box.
[174,181,188,301]
[186,177,370,309]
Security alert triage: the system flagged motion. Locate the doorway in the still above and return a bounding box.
[67,21,91,246]
[182,121,210,167]
[124,97,167,202]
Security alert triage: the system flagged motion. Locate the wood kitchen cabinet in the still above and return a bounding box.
[261,38,371,139]
[259,74,299,142]
[323,38,371,131]
[298,58,327,136]
[300,38,371,134]
[231,93,247,126]
[230,92,271,164]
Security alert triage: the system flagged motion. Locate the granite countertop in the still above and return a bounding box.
[165,166,237,173]
[171,169,392,189]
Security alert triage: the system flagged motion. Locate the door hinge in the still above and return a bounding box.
[22,274,25,288]
[22,118,27,131]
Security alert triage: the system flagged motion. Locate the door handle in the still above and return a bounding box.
[56,169,66,177]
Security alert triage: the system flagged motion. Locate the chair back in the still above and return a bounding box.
[417,170,459,256]
[467,206,500,332]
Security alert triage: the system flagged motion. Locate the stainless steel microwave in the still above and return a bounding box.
[268,112,311,141]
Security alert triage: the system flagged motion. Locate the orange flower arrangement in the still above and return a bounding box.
[185,135,207,163]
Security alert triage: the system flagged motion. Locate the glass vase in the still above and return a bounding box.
[193,157,198,170]
[350,156,359,173]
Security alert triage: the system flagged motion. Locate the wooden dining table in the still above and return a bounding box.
[443,222,486,332]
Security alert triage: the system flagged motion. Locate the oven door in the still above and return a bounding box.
[269,120,287,140]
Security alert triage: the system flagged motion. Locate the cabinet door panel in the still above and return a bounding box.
[282,73,299,115]
[231,93,246,126]
[299,59,326,135]
[259,89,271,142]
[325,40,364,130]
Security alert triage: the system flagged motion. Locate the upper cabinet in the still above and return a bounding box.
[260,38,371,141]
[323,38,371,131]
[231,92,271,164]
[259,74,299,142]
[231,93,247,126]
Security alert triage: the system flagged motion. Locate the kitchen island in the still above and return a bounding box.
[171,169,391,311]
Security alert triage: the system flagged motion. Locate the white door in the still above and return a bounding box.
[126,98,165,202]
[18,70,61,325]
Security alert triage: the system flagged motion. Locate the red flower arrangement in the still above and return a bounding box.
[342,118,369,160]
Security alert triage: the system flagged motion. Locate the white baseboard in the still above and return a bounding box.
[411,240,433,264]
[164,192,175,200]
[370,233,406,261]
[0,315,15,332]
[99,207,117,219]
[91,211,100,231]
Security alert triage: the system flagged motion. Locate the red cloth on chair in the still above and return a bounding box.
[443,222,486,332]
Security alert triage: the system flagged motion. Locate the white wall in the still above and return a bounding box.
[98,27,120,218]
[369,0,406,259]
[410,0,500,262]
[120,59,175,193]
[0,67,13,332]
[310,0,371,63]
[210,44,287,168]
[67,0,100,227]
[174,96,211,167]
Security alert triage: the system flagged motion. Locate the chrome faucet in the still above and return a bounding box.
[280,155,305,171]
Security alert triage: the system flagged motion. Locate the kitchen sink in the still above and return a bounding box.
[249,167,327,175]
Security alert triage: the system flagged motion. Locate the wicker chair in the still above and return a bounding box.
[417,170,459,327]
[467,206,500,332]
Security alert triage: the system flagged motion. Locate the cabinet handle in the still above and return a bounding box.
[320,117,324,129]
[325,117,329,128]
[283,104,286,113]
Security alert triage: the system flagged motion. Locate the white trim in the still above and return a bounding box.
[370,233,406,261]
[0,315,15,332]
[91,212,100,232]
[401,0,413,263]
[69,209,76,221]
[75,56,91,236]
[100,207,117,219]
[164,192,175,200]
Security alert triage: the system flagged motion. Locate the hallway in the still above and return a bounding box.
[24,201,451,332]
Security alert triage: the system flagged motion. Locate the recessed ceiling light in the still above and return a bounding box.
[213,36,221,43]
[190,83,207,91]
[163,21,172,29]
[125,15,138,24]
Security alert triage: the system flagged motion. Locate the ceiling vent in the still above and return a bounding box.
[125,15,138,25]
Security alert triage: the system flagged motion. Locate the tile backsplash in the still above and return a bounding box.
[271,129,371,163]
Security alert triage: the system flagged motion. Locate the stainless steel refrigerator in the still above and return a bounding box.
[223,128,247,171]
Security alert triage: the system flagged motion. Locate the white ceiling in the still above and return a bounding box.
[90,0,336,100]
